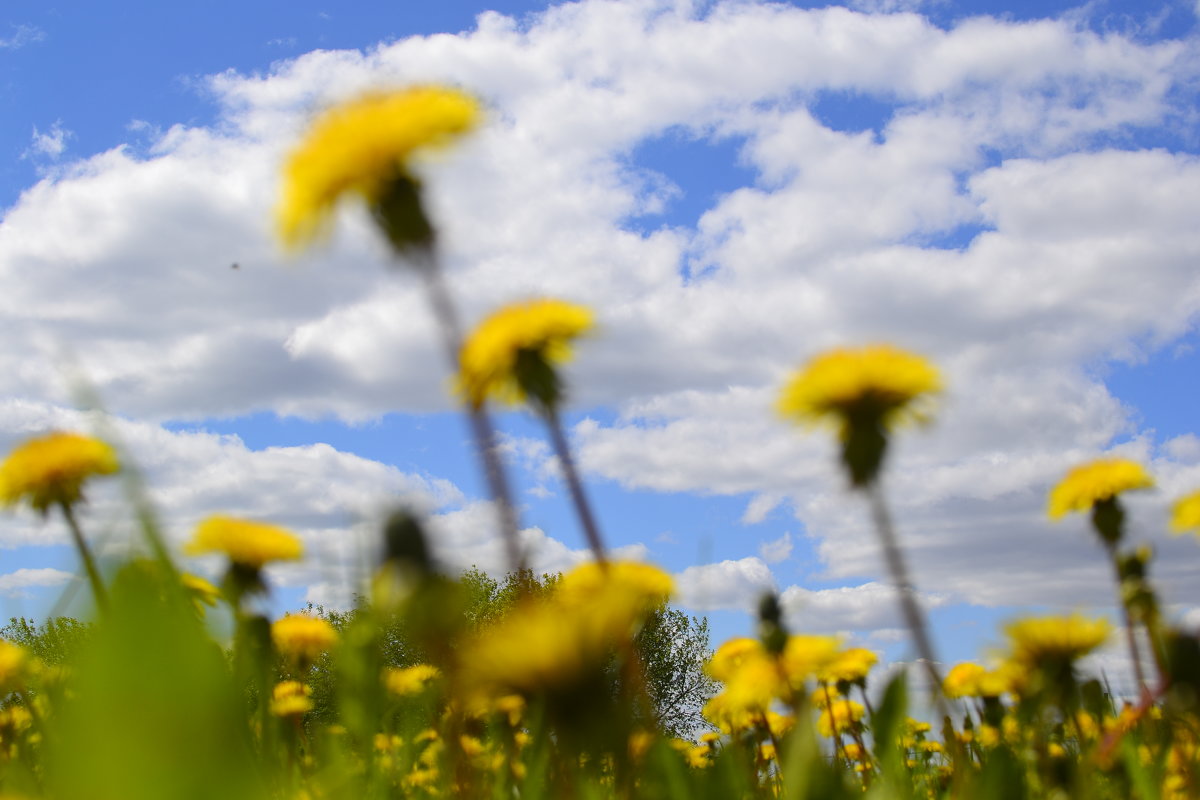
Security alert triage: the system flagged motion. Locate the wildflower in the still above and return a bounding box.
[458,299,595,410]
[385,664,441,696]
[186,515,303,569]
[1169,490,1200,536]
[822,647,877,684]
[0,432,118,514]
[943,663,986,698]
[817,699,865,737]
[272,614,338,668]
[777,345,940,486]
[781,634,842,687]
[277,86,481,250]
[270,681,313,717]
[1005,614,1110,666]
[181,573,220,609]
[1047,458,1153,520]
[0,641,30,694]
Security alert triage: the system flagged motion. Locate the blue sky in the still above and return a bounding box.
[3,0,1200,691]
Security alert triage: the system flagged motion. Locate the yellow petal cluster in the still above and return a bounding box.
[821,647,877,684]
[272,614,338,664]
[776,345,941,435]
[0,432,118,513]
[277,86,481,249]
[458,299,594,407]
[1047,458,1154,519]
[270,681,314,717]
[385,664,441,697]
[817,699,865,737]
[186,515,304,568]
[1005,614,1110,666]
[1169,490,1200,535]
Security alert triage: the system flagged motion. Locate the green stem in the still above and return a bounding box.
[58,500,108,612]
[543,406,607,564]
[1104,543,1148,694]
[864,481,949,721]
[415,254,525,572]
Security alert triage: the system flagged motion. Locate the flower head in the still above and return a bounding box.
[777,345,940,485]
[385,664,441,697]
[0,432,118,513]
[1005,614,1110,667]
[821,647,878,684]
[185,515,303,569]
[269,680,314,717]
[272,614,338,666]
[817,699,865,737]
[1169,490,1200,536]
[458,299,594,409]
[277,85,481,250]
[777,345,941,433]
[1048,458,1154,520]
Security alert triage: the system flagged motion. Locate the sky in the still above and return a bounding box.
[2,0,1200,691]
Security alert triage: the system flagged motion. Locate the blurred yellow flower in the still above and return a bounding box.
[186,515,303,568]
[277,86,481,249]
[1005,614,1110,665]
[821,647,877,684]
[781,634,842,686]
[942,662,986,698]
[270,680,314,717]
[817,699,865,737]
[0,641,30,694]
[0,432,118,513]
[776,345,941,435]
[1047,458,1154,519]
[458,299,594,409]
[1169,490,1200,535]
[706,637,766,682]
[181,573,221,608]
[385,664,441,697]
[272,614,338,664]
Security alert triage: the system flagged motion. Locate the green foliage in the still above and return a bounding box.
[1,616,93,667]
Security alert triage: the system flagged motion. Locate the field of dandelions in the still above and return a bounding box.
[2,85,1200,800]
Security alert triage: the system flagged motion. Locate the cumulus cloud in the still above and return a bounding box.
[1,0,1198,619]
[674,557,775,612]
[0,567,75,597]
[26,123,71,160]
[758,531,792,563]
[781,581,951,633]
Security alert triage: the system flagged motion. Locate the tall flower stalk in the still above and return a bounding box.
[276,86,524,572]
[777,345,946,710]
[459,299,608,563]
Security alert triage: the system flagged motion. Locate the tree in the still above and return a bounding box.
[1,616,93,667]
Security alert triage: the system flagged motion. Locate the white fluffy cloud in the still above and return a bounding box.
[1,1,1199,621]
[0,567,74,597]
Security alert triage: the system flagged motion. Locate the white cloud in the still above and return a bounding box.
[26,122,71,160]
[0,0,1198,619]
[0,567,75,597]
[674,557,775,612]
[758,531,792,564]
[0,24,43,50]
[780,581,950,633]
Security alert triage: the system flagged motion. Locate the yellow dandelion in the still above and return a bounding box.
[707,637,767,682]
[277,86,481,250]
[781,634,842,687]
[1047,458,1154,519]
[1005,614,1110,666]
[777,345,941,434]
[458,299,594,409]
[181,573,221,607]
[821,647,878,684]
[817,699,865,737]
[186,514,303,569]
[0,641,30,694]
[1169,490,1200,535]
[269,680,313,717]
[272,614,338,665]
[384,664,441,696]
[0,432,118,513]
[942,662,985,698]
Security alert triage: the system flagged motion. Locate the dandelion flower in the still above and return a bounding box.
[1048,458,1154,520]
[186,515,303,569]
[272,614,338,665]
[385,664,441,697]
[1005,614,1110,666]
[817,699,865,737]
[270,680,314,717]
[777,345,940,485]
[777,345,941,433]
[821,647,877,684]
[277,86,481,250]
[458,299,594,409]
[1169,490,1200,536]
[0,432,118,513]
[0,641,30,694]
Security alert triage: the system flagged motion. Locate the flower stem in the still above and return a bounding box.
[543,406,607,564]
[57,500,108,612]
[864,481,948,720]
[1104,543,1148,694]
[414,254,525,572]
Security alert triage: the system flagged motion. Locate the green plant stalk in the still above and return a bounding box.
[865,481,949,722]
[57,500,108,612]
[1105,544,1148,694]
[543,405,608,564]
[415,256,525,573]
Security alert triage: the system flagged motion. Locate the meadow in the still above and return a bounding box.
[1,84,1198,799]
